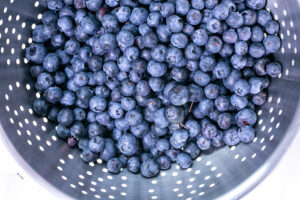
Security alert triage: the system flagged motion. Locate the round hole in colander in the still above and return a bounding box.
[0,0,300,200]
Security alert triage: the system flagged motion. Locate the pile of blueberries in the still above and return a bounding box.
[26,0,282,177]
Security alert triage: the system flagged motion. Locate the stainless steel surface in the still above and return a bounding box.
[0,0,299,199]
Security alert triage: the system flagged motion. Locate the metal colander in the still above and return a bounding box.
[0,0,299,199]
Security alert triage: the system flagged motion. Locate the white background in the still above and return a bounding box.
[0,133,299,200]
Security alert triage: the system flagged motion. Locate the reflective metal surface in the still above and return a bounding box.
[0,0,299,199]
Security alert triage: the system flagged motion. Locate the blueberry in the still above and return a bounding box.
[30,65,44,78]
[206,18,222,33]
[53,71,67,85]
[237,26,251,41]
[74,0,86,9]
[193,70,211,87]
[135,94,148,106]
[33,98,50,116]
[263,35,281,53]
[143,132,158,151]
[44,86,63,104]
[89,96,107,113]
[146,98,160,112]
[175,0,190,16]
[112,128,122,141]
[186,9,202,26]
[56,124,70,139]
[204,83,220,99]
[223,127,240,146]
[120,79,135,96]
[26,44,47,64]
[223,29,238,44]
[130,7,149,25]
[212,3,229,20]
[47,106,60,121]
[156,25,172,42]
[117,56,132,72]
[164,106,185,124]
[192,29,208,46]
[206,36,223,53]
[130,121,149,138]
[217,113,232,130]
[121,0,138,7]
[33,25,48,43]
[88,122,104,138]
[147,12,162,27]
[142,32,158,48]
[249,77,263,94]
[213,61,230,79]
[100,138,116,161]
[115,6,131,23]
[101,14,119,32]
[266,62,282,77]
[116,30,134,49]
[121,23,138,34]
[186,60,199,72]
[235,108,257,127]
[149,1,162,12]
[191,0,204,10]
[254,57,269,76]
[226,12,244,28]
[252,91,267,105]
[37,72,54,90]
[124,110,142,126]
[195,98,215,116]
[48,0,64,11]
[238,125,255,143]
[176,153,192,169]
[265,20,280,35]
[184,119,200,138]
[60,90,76,106]
[73,72,88,87]
[166,47,183,65]
[99,33,117,50]
[70,121,87,138]
[241,9,257,26]
[42,10,58,24]
[88,136,105,153]
[235,41,248,56]
[106,158,121,174]
[138,23,152,36]
[233,79,250,96]
[249,42,265,58]
[184,142,200,159]
[111,88,122,101]
[105,0,118,7]
[170,129,188,149]
[231,94,248,110]
[128,157,141,173]
[170,33,188,49]
[81,149,98,162]
[166,15,184,33]
[168,85,190,106]
[150,45,167,63]
[153,108,170,128]
[117,134,139,156]
[215,95,230,112]
[81,16,99,35]
[78,139,89,150]
[160,2,175,18]
[65,38,80,55]
[141,159,159,177]
[251,25,264,42]
[71,57,85,72]
[230,54,247,70]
